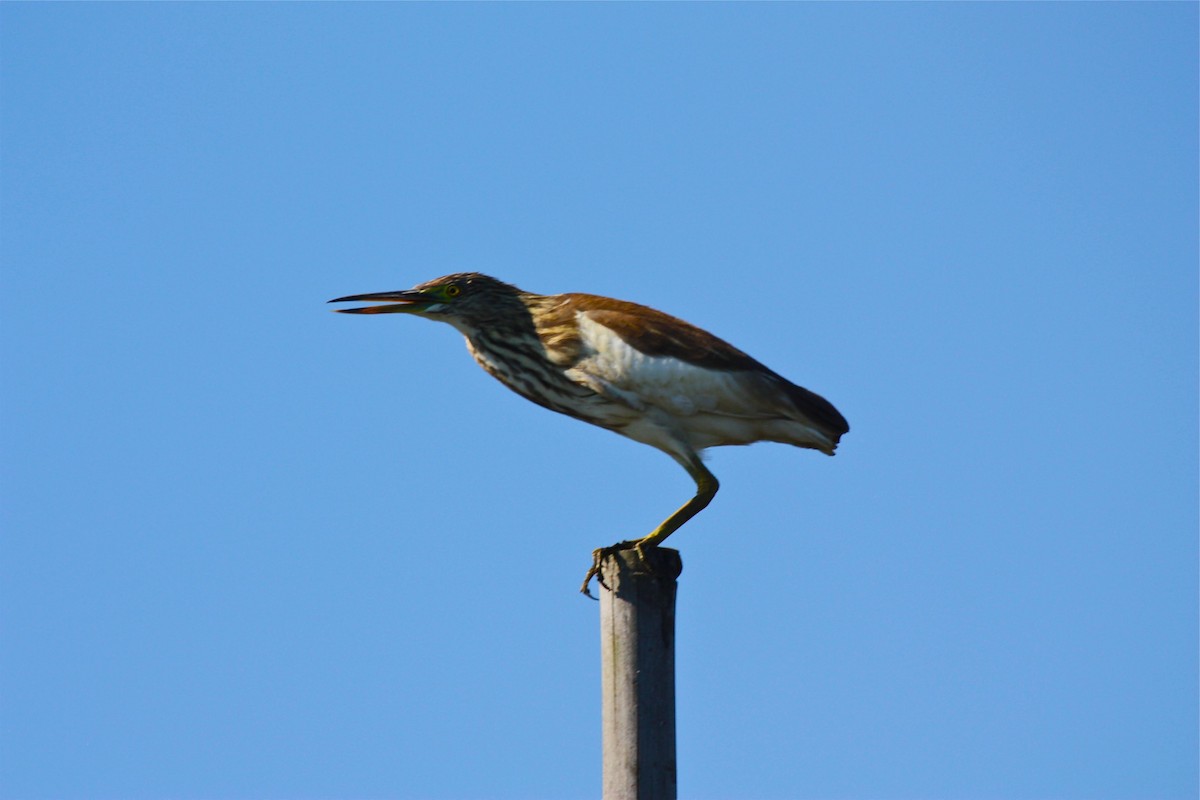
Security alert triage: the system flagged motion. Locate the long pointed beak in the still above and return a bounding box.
[328,289,433,315]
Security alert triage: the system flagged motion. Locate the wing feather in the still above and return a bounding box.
[568,301,848,438]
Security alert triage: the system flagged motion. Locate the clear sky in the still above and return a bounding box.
[1,4,1196,799]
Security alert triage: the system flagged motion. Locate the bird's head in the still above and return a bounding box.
[329,273,527,333]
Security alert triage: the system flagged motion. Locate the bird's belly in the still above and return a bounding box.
[673,413,836,454]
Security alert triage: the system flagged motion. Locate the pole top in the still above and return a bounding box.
[599,547,682,595]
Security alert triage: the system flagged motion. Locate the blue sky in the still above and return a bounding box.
[1,4,1196,799]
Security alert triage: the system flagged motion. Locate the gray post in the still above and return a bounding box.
[599,547,682,800]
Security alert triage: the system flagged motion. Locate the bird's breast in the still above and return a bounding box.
[464,329,640,429]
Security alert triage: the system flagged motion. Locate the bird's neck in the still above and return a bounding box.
[460,294,551,371]
[459,293,605,420]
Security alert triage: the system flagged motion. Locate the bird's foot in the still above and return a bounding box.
[580,539,651,599]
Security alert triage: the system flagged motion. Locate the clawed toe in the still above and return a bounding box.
[579,540,652,599]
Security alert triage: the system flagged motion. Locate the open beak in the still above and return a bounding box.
[327,289,433,315]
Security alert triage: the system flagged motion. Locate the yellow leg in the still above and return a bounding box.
[581,458,719,597]
[633,457,719,551]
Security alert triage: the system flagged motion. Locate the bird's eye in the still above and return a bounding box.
[445,284,462,298]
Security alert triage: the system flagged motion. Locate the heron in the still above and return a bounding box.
[330,273,848,595]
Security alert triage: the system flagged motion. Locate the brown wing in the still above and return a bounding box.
[563,294,849,439]
[560,294,762,371]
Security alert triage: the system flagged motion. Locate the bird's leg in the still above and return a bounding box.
[580,458,719,598]
[633,457,719,555]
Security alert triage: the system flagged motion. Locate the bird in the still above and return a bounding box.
[329,273,849,596]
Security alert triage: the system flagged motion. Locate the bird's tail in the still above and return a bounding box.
[781,382,849,455]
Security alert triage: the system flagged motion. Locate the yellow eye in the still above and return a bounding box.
[445,284,462,298]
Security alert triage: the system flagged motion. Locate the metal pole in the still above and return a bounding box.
[599,547,682,800]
